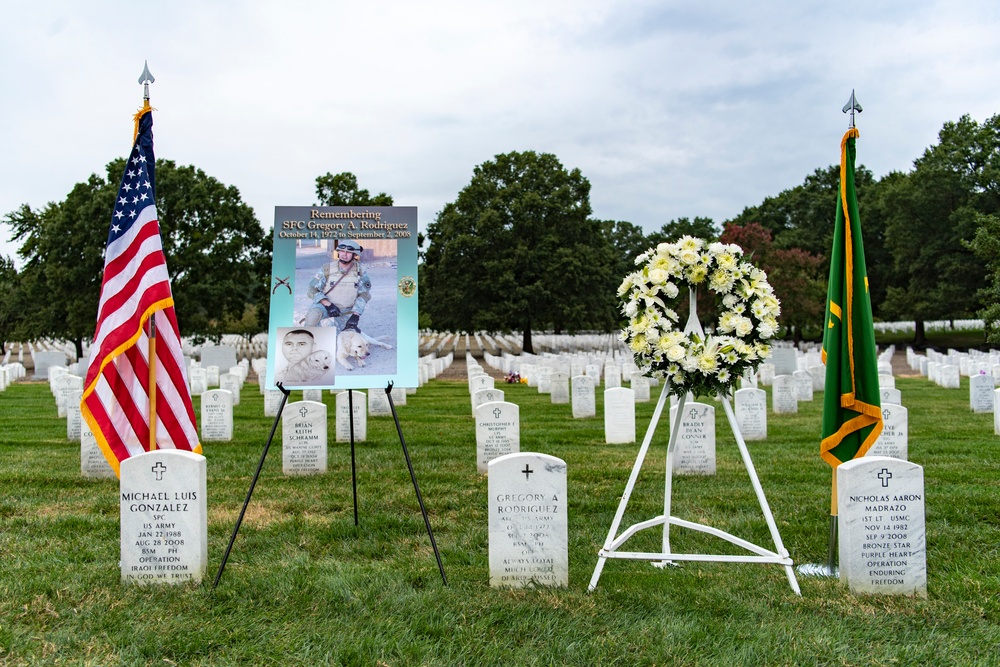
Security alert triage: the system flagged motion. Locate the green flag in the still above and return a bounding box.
[821,128,882,470]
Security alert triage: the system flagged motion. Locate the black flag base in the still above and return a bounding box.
[213,381,447,590]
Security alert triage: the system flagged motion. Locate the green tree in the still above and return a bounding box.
[881,115,999,345]
[646,216,718,246]
[315,172,393,206]
[719,222,826,341]
[6,173,116,357]
[0,255,22,354]
[421,151,611,352]
[6,159,270,356]
[970,212,1000,342]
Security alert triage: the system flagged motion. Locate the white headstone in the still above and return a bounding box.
[81,422,116,478]
[758,363,775,386]
[868,404,908,460]
[473,388,505,411]
[263,389,283,418]
[970,374,995,413]
[220,373,241,405]
[303,388,323,403]
[631,376,651,402]
[549,371,570,404]
[604,387,635,444]
[66,389,83,440]
[604,365,621,389]
[792,370,814,401]
[880,387,902,406]
[770,348,798,376]
[54,374,83,418]
[206,365,220,387]
[878,373,896,389]
[476,401,520,473]
[336,390,367,442]
[995,389,1000,436]
[940,364,960,389]
[189,367,208,395]
[200,390,233,442]
[734,387,767,441]
[571,375,596,418]
[772,375,798,414]
[470,374,495,395]
[488,452,568,588]
[837,457,926,596]
[669,402,716,475]
[282,400,328,475]
[369,389,392,417]
[120,450,208,584]
[808,364,825,391]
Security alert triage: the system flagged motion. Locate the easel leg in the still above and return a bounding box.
[348,389,359,526]
[385,382,447,585]
[213,382,291,590]
[720,394,801,595]
[657,391,686,568]
[589,383,672,591]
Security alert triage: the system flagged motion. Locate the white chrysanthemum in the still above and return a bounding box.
[718,312,737,333]
[697,352,718,374]
[722,293,740,309]
[751,299,769,318]
[678,236,702,252]
[735,317,754,337]
[716,368,731,384]
[710,269,734,292]
[688,266,708,284]
[663,282,679,298]
[757,320,776,338]
[679,249,700,265]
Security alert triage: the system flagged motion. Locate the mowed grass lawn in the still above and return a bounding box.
[1,366,998,666]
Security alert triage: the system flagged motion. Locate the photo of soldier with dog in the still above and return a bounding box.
[294,237,397,378]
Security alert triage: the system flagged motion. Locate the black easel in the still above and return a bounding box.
[213,381,446,589]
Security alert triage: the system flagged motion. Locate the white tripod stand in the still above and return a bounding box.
[588,288,800,594]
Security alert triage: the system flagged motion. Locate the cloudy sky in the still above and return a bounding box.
[2,1,999,263]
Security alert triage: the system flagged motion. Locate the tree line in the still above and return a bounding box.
[3,113,1000,357]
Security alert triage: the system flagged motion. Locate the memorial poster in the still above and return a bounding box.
[266,206,418,390]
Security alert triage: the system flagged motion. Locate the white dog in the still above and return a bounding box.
[337,329,393,371]
[278,349,333,383]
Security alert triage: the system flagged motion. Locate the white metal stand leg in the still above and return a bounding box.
[588,386,800,595]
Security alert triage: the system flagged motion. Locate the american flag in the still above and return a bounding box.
[80,105,201,477]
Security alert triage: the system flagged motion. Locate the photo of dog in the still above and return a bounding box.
[337,329,393,371]
[278,349,333,383]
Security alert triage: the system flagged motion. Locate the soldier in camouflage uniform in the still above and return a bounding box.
[302,239,372,331]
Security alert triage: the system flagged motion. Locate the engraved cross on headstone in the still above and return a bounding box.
[300,406,309,418]
[493,407,502,419]
[878,468,893,487]
[151,461,167,481]
[522,464,533,481]
[882,408,891,420]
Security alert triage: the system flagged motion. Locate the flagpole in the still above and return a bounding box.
[139,61,158,452]
[799,90,866,579]
[826,89,863,570]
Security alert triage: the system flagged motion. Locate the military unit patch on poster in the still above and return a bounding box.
[265,206,418,390]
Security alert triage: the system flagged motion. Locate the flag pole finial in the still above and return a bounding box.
[842,89,862,129]
[138,61,155,102]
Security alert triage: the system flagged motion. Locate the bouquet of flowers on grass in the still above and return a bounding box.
[618,236,781,398]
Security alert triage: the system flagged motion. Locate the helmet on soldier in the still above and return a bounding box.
[336,239,363,257]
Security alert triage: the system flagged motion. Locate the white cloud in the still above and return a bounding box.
[2,0,1000,262]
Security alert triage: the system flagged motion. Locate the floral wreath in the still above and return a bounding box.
[618,236,781,397]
